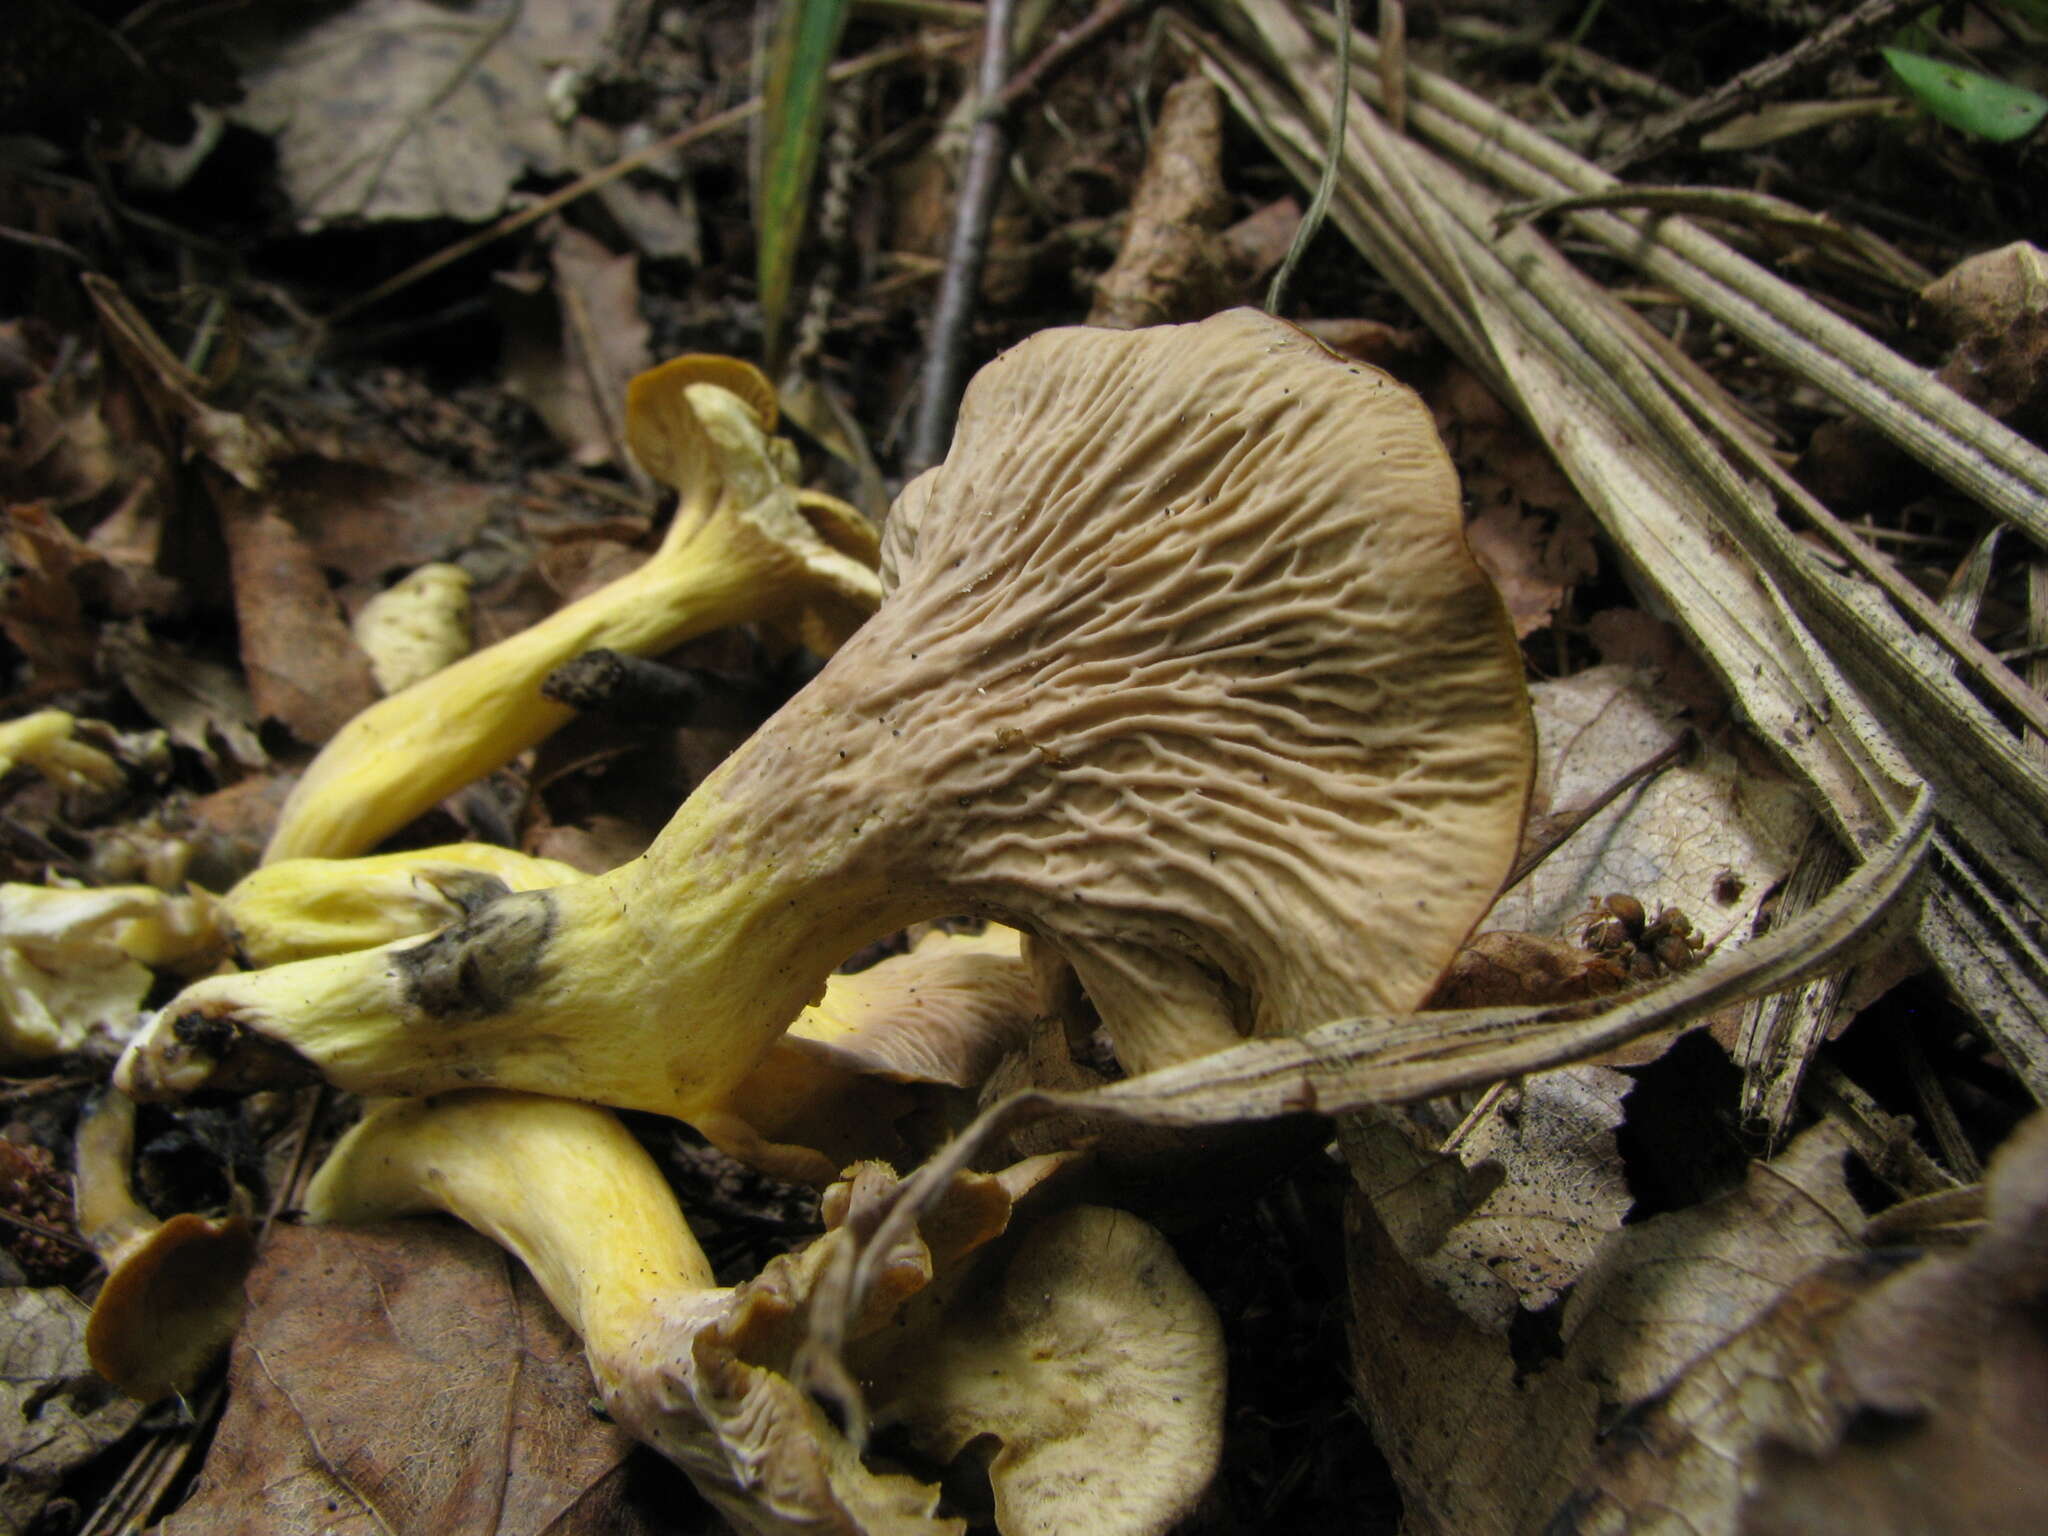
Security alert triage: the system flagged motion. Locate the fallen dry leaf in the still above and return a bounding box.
[501,222,653,467]
[1547,1112,2048,1534]
[1431,1067,1633,1322]
[1434,362,1599,638]
[0,1286,145,1536]
[2,502,101,693]
[1464,501,1600,640]
[212,474,379,745]
[270,456,501,587]
[228,0,622,227]
[1343,1121,1865,1535]
[0,323,125,516]
[99,622,267,772]
[1487,665,1811,952]
[1737,1111,2048,1536]
[159,1221,692,1536]
[1426,929,1630,1010]
[84,276,281,493]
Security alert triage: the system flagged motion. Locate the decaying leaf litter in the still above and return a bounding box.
[4,1,2048,1531]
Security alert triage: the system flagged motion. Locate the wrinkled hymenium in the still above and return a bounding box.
[120,309,1533,1125]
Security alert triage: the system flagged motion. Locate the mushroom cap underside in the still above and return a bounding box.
[716,306,1535,1067]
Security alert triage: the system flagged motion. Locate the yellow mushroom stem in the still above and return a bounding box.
[307,1093,713,1370]
[263,358,881,863]
[204,842,1033,1181]
[0,710,124,794]
[306,1092,1220,1536]
[222,844,586,966]
[73,1091,256,1401]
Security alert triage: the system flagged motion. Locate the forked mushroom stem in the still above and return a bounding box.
[203,842,1029,1181]
[120,806,927,1136]
[263,358,880,863]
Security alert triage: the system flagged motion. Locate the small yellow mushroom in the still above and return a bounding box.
[263,355,881,863]
[351,562,473,695]
[0,710,124,794]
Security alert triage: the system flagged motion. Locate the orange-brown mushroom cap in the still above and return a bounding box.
[74,1092,256,1401]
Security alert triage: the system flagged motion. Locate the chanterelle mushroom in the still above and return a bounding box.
[120,308,1532,1120]
[262,355,882,862]
[304,1090,1221,1536]
[212,841,1036,1178]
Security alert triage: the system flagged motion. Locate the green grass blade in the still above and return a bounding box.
[1883,46,2048,142]
[757,0,854,371]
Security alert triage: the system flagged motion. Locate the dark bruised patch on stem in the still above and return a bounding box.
[426,870,514,916]
[394,890,557,1020]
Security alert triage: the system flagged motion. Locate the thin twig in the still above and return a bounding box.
[1265,0,1351,313]
[0,223,90,265]
[988,0,1163,118]
[1376,0,1405,134]
[326,32,966,325]
[76,1382,227,1536]
[1441,16,1686,108]
[1603,0,1932,171]
[1497,184,1933,291]
[1438,1078,1512,1154]
[1897,1022,1983,1180]
[0,1205,96,1255]
[1502,731,1692,892]
[907,0,1017,473]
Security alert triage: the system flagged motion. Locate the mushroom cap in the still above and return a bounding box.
[863,1205,1225,1536]
[74,1090,257,1402]
[719,306,1535,1071]
[87,1212,257,1402]
[786,926,1037,1088]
